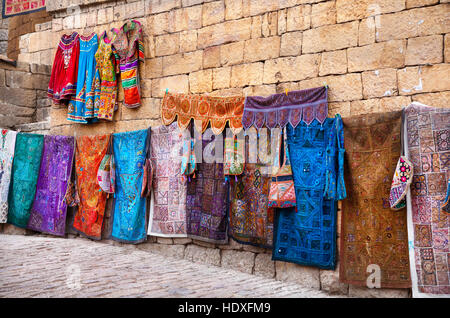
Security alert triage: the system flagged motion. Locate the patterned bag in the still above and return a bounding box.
[224,133,245,176]
[268,128,296,208]
[97,135,115,194]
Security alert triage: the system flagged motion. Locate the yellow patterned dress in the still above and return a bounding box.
[95,31,120,121]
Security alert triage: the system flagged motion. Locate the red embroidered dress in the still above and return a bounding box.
[48,32,80,106]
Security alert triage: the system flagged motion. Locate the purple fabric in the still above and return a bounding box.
[242,86,328,129]
[27,135,75,236]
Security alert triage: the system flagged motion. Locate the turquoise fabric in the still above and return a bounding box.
[110,129,149,243]
[7,133,44,228]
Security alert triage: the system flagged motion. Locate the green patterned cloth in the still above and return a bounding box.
[7,133,44,228]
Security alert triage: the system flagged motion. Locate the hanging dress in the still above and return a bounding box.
[95,31,120,121]
[0,129,17,223]
[67,33,101,123]
[48,32,80,106]
[112,20,144,109]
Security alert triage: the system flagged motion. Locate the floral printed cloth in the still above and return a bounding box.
[0,129,17,223]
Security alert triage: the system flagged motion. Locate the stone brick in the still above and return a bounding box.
[0,87,36,107]
[3,224,26,235]
[262,12,278,37]
[244,36,280,63]
[347,40,406,72]
[275,261,320,290]
[225,0,243,20]
[277,9,287,35]
[398,64,450,95]
[336,0,405,23]
[145,0,182,14]
[180,30,198,52]
[243,84,277,97]
[412,91,450,108]
[405,35,443,66]
[350,96,412,115]
[148,12,169,35]
[242,0,279,17]
[303,21,358,53]
[254,253,275,278]
[157,237,174,245]
[230,62,263,87]
[184,244,221,266]
[362,68,398,99]
[152,74,189,97]
[52,18,63,32]
[121,98,161,120]
[162,51,203,76]
[220,41,244,66]
[0,69,5,87]
[221,250,255,274]
[280,31,302,57]
[286,5,311,32]
[144,57,163,79]
[320,266,349,295]
[181,0,209,7]
[203,1,225,26]
[251,15,262,39]
[213,67,231,89]
[445,34,450,63]
[114,1,145,21]
[348,285,410,298]
[173,238,193,245]
[376,4,450,42]
[168,5,203,33]
[329,101,351,118]
[28,30,53,53]
[155,33,179,56]
[359,17,375,46]
[406,0,439,9]
[138,243,186,259]
[97,7,114,25]
[263,54,320,84]
[0,102,35,117]
[189,69,213,93]
[197,18,252,49]
[319,50,347,76]
[311,1,336,27]
[203,46,221,68]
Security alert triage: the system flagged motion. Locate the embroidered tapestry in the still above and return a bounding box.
[339,111,411,288]
[148,122,188,237]
[7,133,44,228]
[27,135,75,236]
[161,91,245,135]
[228,129,274,248]
[110,129,149,244]
[186,136,228,244]
[242,86,328,130]
[0,129,17,223]
[272,115,346,269]
[2,0,45,18]
[72,134,109,240]
[404,102,449,297]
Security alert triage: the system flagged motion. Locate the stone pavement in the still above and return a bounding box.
[0,234,342,298]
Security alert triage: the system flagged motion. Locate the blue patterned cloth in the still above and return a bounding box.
[272,115,346,269]
[110,128,149,243]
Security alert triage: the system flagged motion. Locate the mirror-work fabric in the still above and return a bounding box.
[7,133,44,228]
[404,103,449,297]
[110,129,148,243]
[27,135,75,236]
[272,117,345,269]
[0,129,17,223]
[340,111,411,288]
[72,135,109,239]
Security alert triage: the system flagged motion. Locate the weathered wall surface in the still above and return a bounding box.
[1,0,450,297]
[0,1,9,55]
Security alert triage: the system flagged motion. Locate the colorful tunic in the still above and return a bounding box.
[72,135,109,239]
[404,102,450,297]
[186,136,228,244]
[7,133,44,228]
[27,135,75,236]
[272,115,346,269]
[148,122,188,237]
[48,32,80,106]
[95,31,120,121]
[0,129,17,223]
[110,129,149,244]
[340,111,411,288]
[68,33,101,123]
[112,20,144,109]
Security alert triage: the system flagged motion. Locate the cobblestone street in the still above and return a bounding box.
[0,234,339,298]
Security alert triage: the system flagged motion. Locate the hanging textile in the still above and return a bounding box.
[67,33,101,123]
[7,133,44,228]
[224,133,245,176]
[48,32,80,106]
[95,31,120,121]
[272,114,346,269]
[2,0,45,18]
[186,135,228,244]
[112,20,144,109]
[339,111,411,288]
[161,91,245,135]
[442,176,450,213]
[404,102,449,297]
[27,135,75,236]
[110,129,149,243]
[228,129,274,248]
[242,86,328,130]
[0,129,17,223]
[148,122,188,237]
[72,134,109,239]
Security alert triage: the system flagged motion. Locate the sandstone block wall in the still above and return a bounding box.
[1,0,450,297]
[0,1,8,55]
